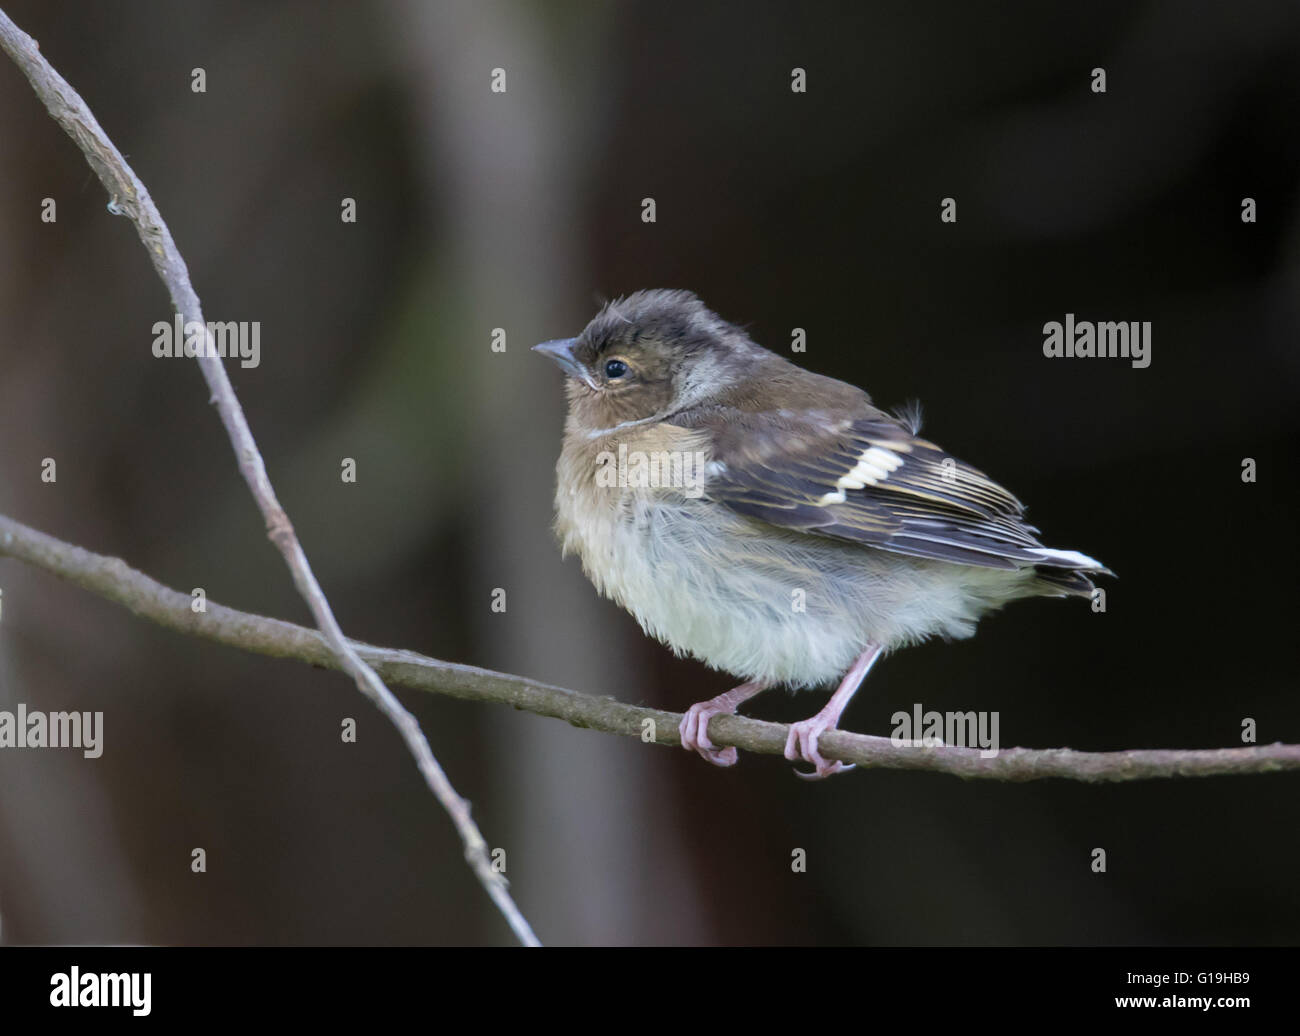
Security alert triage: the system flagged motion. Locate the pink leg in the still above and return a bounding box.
[785,644,882,779]
[679,680,768,767]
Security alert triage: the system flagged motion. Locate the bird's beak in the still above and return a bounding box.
[532,337,597,389]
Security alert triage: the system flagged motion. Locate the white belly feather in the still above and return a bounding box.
[555,465,1033,688]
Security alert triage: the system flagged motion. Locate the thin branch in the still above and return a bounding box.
[4,513,1297,783]
[0,10,538,946]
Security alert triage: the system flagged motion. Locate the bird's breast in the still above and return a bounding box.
[553,435,876,686]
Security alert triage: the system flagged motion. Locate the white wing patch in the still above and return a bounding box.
[816,445,905,505]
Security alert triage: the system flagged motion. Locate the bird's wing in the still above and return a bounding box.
[683,405,1065,570]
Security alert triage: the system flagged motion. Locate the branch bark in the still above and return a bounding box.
[0,8,539,946]
[4,512,1296,783]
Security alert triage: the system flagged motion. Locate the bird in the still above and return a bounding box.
[534,289,1111,778]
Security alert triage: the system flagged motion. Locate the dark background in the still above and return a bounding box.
[0,0,1296,945]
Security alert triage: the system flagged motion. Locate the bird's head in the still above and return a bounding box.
[533,289,762,430]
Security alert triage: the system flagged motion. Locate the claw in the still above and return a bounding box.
[704,745,740,767]
[793,761,855,780]
[679,681,767,767]
[784,718,853,778]
[679,703,742,767]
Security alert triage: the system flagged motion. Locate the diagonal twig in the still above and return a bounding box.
[0,9,539,945]
[4,512,1298,783]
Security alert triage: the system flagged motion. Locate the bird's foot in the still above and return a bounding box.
[782,644,881,779]
[679,681,765,767]
[784,715,855,779]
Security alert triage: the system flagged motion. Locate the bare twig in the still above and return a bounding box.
[4,512,1297,783]
[0,9,539,945]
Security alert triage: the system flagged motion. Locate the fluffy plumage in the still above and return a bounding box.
[536,289,1110,777]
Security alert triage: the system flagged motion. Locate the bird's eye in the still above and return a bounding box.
[604,359,629,379]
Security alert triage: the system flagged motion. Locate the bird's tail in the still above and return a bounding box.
[1027,547,1114,599]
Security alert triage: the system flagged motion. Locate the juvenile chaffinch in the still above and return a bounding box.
[534,289,1110,778]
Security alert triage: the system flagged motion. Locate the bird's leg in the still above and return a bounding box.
[785,644,882,779]
[679,680,768,767]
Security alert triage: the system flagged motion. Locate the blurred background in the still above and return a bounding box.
[0,0,1297,945]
